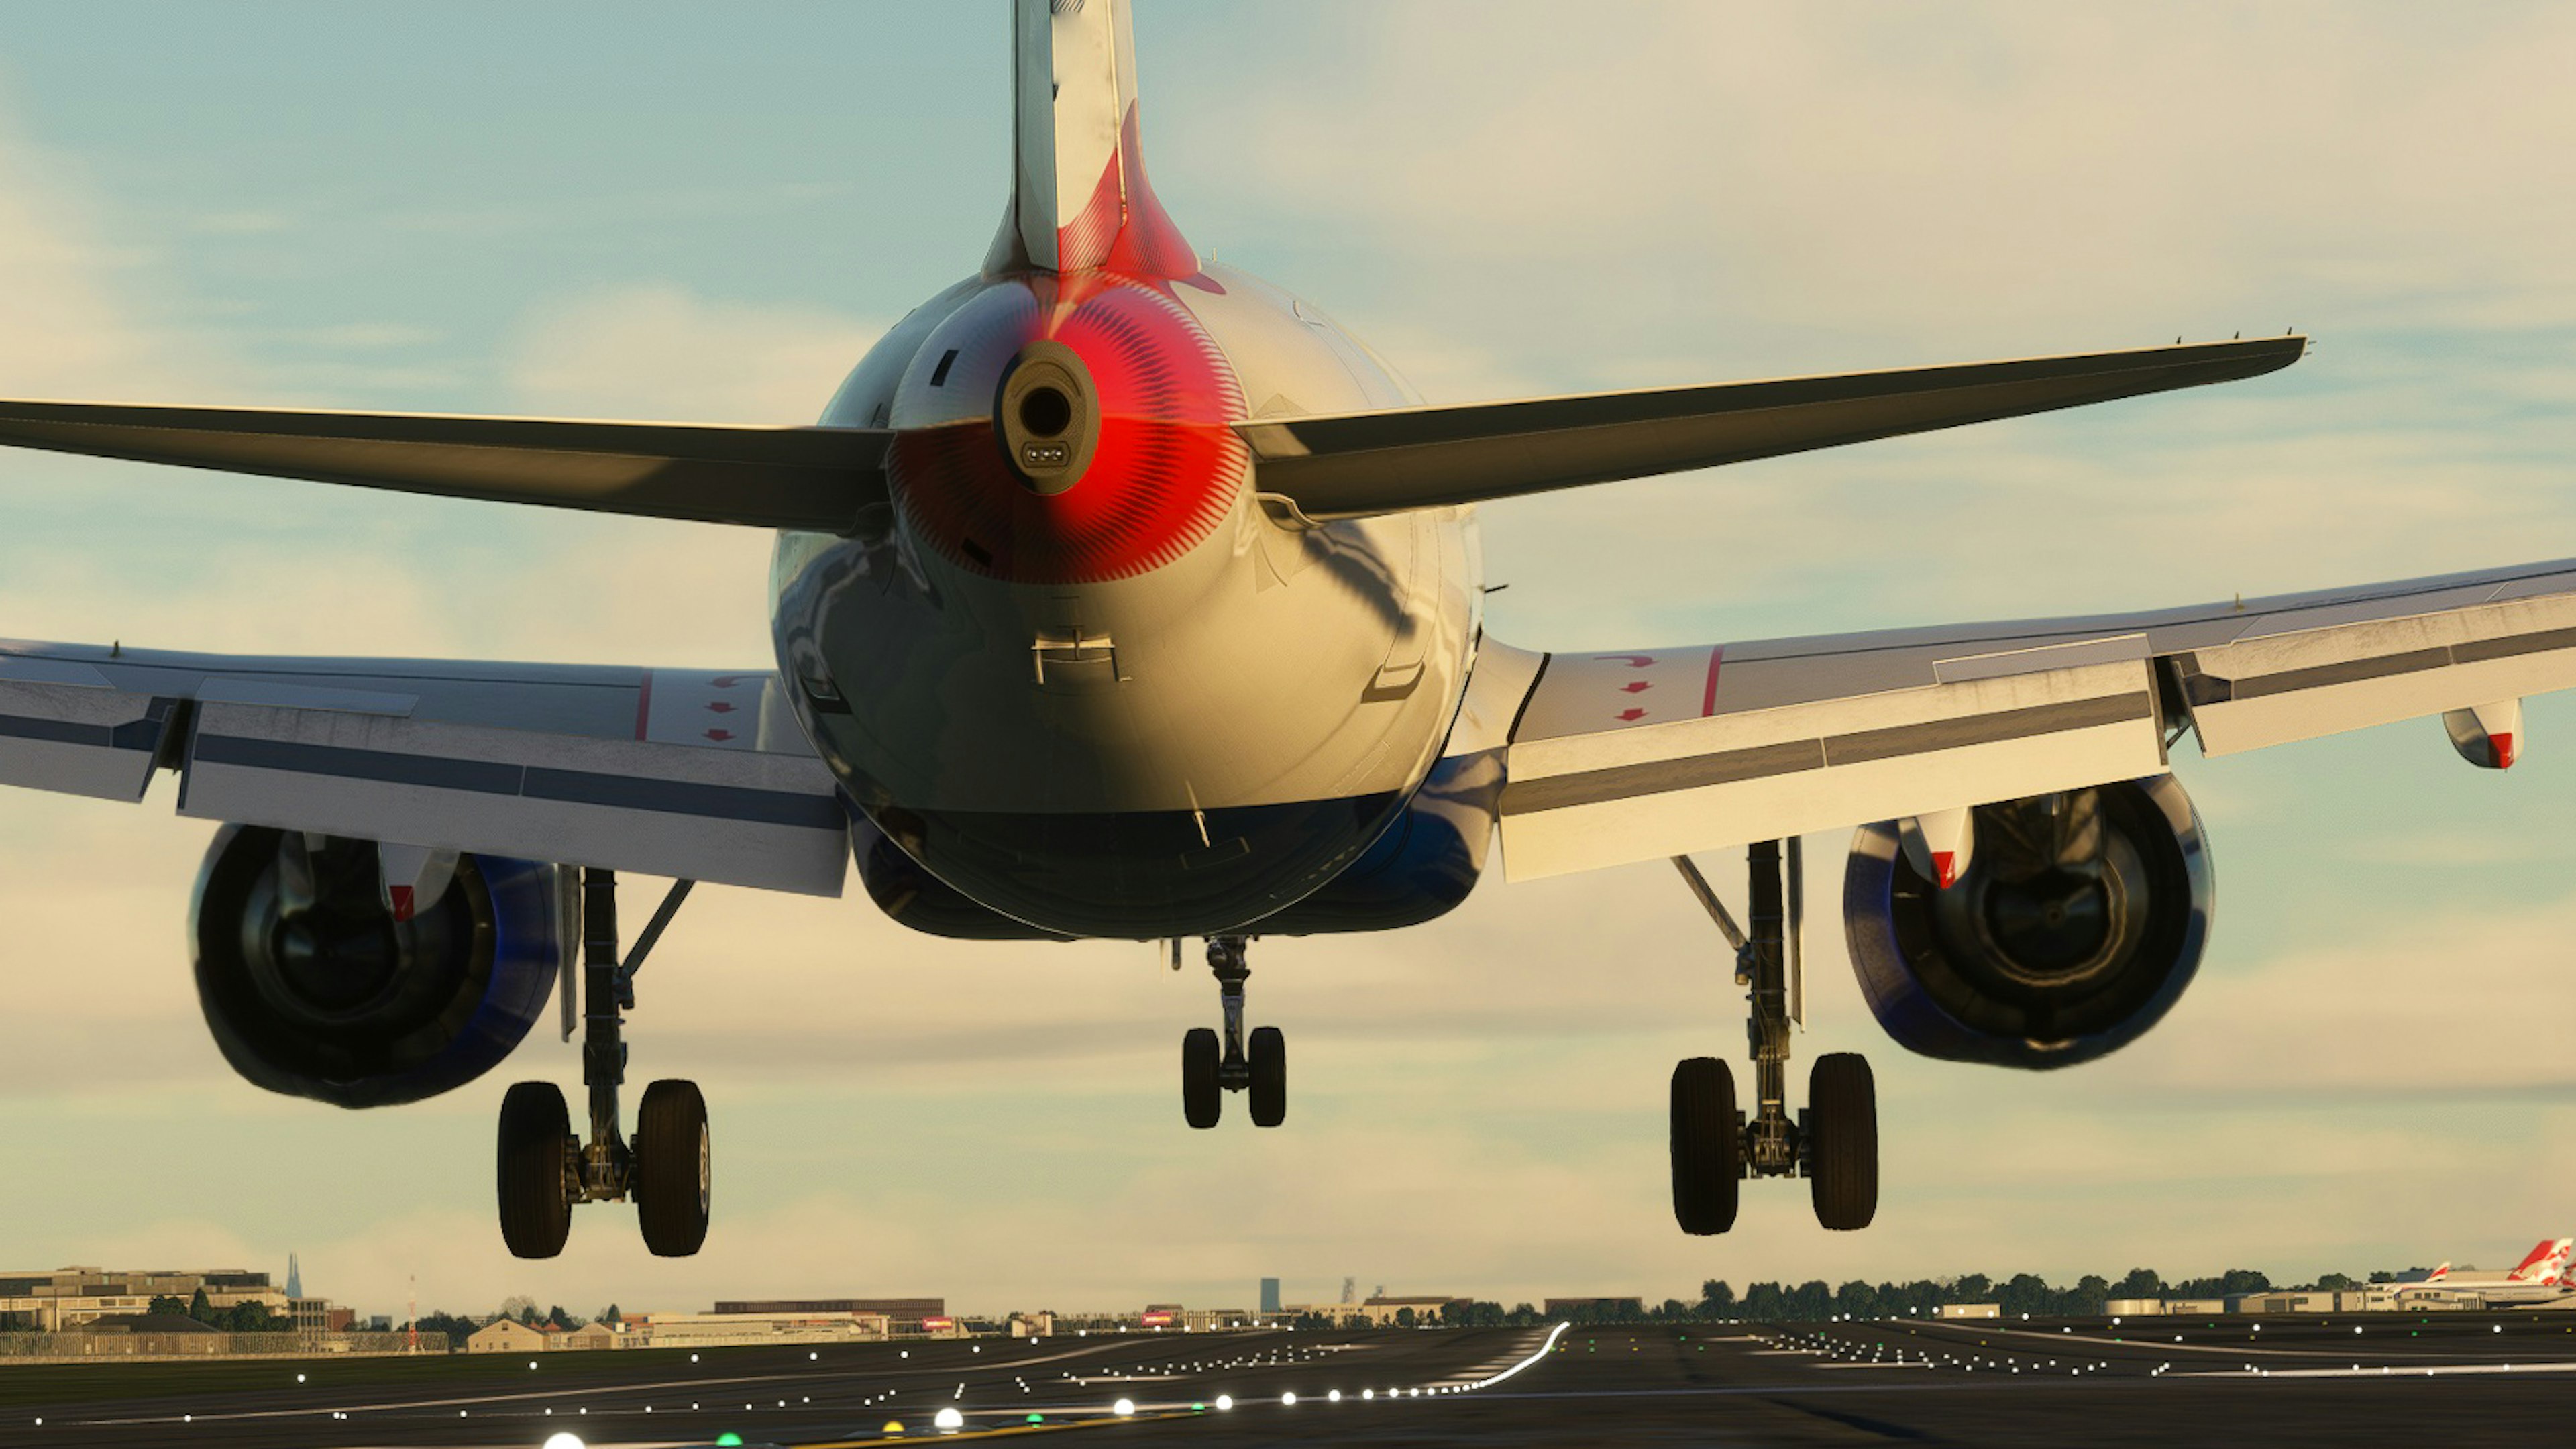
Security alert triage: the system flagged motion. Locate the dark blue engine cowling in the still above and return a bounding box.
[191,825,564,1107]
[1843,774,2213,1070]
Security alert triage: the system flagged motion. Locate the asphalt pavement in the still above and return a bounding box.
[6,1309,2575,1446]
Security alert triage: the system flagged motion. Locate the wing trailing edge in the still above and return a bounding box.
[0,399,890,531]
[1240,335,2306,520]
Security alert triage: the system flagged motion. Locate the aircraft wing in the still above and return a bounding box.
[0,640,847,895]
[1491,559,2576,880]
[0,400,890,531]
[1242,336,2304,520]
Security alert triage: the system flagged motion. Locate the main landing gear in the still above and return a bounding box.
[1180,936,1285,1130]
[498,868,712,1259]
[1669,840,1878,1234]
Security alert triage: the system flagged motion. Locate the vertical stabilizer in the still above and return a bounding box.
[2508,1239,2573,1283]
[991,0,1197,279]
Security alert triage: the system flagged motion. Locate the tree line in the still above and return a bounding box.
[1287,1265,2421,1331]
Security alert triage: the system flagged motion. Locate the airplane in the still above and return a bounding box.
[0,0,2567,1261]
[2387,1240,2575,1304]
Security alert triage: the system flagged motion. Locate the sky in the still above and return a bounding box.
[1,0,2574,1323]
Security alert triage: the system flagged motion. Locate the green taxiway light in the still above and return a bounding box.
[1026,1413,1045,1423]
[716,1435,745,1447]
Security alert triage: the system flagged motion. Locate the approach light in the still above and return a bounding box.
[541,1435,586,1449]
[1114,1398,1136,1417]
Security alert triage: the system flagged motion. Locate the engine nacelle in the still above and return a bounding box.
[1843,774,2213,1069]
[191,826,566,1107]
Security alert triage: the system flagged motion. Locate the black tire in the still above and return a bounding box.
[1248,1026,1286,1128]
[635,1079,712,1257]
[1670,1057,1739,1235]
[1809,1053,1878,1231]
[1182,1028,1222,1129]
[497,1081,572,1259]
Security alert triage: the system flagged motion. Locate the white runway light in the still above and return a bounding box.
[934,1406,966,1432]
[1113,1397,1136,1417]
[1281,1391,1297,1406]
[1215,1394,1233,1411]
[542,1434,586,1449]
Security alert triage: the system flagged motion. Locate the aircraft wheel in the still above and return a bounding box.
[497,1081,574,1259]
[1248,1026,1286,1128]
[636,1079,712,1257]
[1808,1053,1878,1231]
[1182,1028,1222,1128]
[1670,1057,1739,1235]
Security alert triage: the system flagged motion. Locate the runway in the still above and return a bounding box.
[6,1310,2576,1446]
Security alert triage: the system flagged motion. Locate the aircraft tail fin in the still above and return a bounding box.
[989,0,1197,279]
[2507,1239,2574,1283]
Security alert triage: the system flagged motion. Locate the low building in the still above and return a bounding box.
[465,1319,551,1354]
[632,1311,889,1348]
[2162,1299,2227,1316]
[1360,1296,1470,1326]
[2105,1299,2164,1317]
[1933,1303,2000,1320]
[716,1297,942,1324]
[0,1267,289,1331]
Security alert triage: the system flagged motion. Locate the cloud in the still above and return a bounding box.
[505,284,885,425]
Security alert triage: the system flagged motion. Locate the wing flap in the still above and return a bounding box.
[178,702,847,895]
[2176,587,2576,755]
[0,400,890,531]
[0,672,174,802]
[1242,336,2305,519]
[1499,650,2164,879]
[0,641,850,896]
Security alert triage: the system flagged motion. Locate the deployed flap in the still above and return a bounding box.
[1241,336,2304,519]
[1499,640,2164,881]
[0,640,850,896]
[0,400,889,531]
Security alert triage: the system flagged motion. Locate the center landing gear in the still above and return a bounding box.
[1668,841,1878,1234]
[1181,936,1285,1129]
[496,868,712,1259]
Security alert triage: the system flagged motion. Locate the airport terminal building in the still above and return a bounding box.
[0,1267,288,1331]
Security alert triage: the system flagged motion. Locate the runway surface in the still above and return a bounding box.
[6,1309,2576,1446]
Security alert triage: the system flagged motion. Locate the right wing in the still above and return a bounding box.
[1492,557,2576,880]
[0,400,888,531]
[1242,335,2304,520]
[0,639,847,895]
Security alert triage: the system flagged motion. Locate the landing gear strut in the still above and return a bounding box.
[496,868,710,1258]
[1181,936,1285,1129]
[1668,841,1877,1234]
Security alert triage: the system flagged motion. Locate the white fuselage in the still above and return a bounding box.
[767,264,1483,938]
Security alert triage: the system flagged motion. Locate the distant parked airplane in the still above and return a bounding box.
[2390,1240,2574,1304]
[1,0,2563,1261]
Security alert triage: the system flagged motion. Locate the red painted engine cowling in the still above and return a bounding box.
[1841,775,2214,1070]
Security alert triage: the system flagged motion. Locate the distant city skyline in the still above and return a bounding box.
[0,2,2572,1317]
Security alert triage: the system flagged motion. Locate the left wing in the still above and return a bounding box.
[1491,559,2576,879]
[0,639,847,894]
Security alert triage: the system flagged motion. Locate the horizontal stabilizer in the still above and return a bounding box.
[1240,335,2304,520]
[0,400,890,531]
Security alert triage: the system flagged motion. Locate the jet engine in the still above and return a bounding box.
[1841,774,2212,1069]
[190,825,566,1107]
